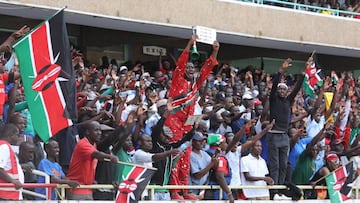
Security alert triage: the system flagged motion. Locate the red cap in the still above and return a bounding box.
[326,153,339,162]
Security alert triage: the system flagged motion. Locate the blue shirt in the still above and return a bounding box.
[288,137,312,171]
[35,158,65,200]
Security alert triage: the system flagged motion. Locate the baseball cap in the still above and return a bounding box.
[277,83,288,89]
[326,153,339,162]
[193,132,206,141]
[242,93,253,100]
[142,72,150,77]
[207,134,226,146]
[119,66,128,72]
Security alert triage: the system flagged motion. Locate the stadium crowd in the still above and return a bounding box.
[1,26,360,202]
[242,0,360,17]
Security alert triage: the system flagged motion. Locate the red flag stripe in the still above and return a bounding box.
[116,166,147,203]
[31,22,71,136]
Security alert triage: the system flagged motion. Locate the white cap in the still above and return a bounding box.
[119,66,128,72]
[242,93,253,100]
[277,83,288,89]
[143,72,150,77]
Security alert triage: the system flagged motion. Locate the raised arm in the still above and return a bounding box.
[240,119,275,152]
[324,82,340,121]
[225,119,256,153]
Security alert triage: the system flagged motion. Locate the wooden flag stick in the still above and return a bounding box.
[103,158,158,170]
[310,50,316,58]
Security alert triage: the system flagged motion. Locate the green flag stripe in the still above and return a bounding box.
[326,171,342,203]
[15,34,51,141]
[122,165,133,179]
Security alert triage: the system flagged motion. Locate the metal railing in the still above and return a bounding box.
[237,0,360,17]
[1,183,360,200]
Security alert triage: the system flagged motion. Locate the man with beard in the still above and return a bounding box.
[163,35,220,200]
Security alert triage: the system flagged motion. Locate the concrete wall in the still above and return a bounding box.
[12,0,360,49]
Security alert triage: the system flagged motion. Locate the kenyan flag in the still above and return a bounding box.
[302,62,323,98]
[326,162,354,203]
[116,162,156,203]
[13,9,77,143]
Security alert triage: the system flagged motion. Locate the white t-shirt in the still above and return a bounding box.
[0,144,24,200]
[240,153,269,198]
[306,115,326,171]
[225,146,242,186]
[132,149,154,197]
[351,156,360,186]
[133,149,153,168]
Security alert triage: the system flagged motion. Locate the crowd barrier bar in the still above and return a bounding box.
[3,183,359,200]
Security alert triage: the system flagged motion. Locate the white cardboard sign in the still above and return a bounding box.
[194,26,217,45]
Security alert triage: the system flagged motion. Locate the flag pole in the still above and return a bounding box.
[310,50,316,58]
[103,158,158,170]
[13,6,68,48]
[312,161,353,186]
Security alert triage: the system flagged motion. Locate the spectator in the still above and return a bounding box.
[241,140,274,200]
[113,127,133,184]
[19,141,37,184]
[205,134,234,203]
[190,132,218,198]
[18,141,36,200]
[149,104,193,201]
[144,99,167,135]
[164,35,220,201]
[225,119,274,199]
[66,121,119,200]
[306,78,338,172]
[267,58,305,198]
[93,124,126,200]
[288,127,311,171]
[292,124,329,199]
[0,123,24,200]
[0,26,29,125]
[8,113,33,145]
[133,133,180,199]
[35,138,79,200]
[32,135,45,169]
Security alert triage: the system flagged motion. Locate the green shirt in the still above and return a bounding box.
[292,150,316,185]
[114,148,132,183]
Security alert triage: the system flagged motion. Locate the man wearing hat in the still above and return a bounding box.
[149,110,194,201]
[164,35,220,200]
[205,134,234,203]
[239,92,254,120]
[267,58,305,198]
[94,124,117,200]
[144,99,168,135]
[190,132,218,197]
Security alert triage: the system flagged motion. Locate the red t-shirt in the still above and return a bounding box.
[0,73,9,116]
[67,137,97,195]
[217,156,229,176]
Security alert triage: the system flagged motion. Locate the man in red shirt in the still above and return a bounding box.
[66,121,118,200]
[164,35,220,200]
